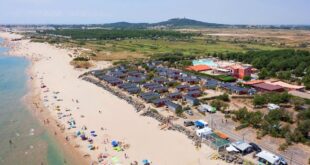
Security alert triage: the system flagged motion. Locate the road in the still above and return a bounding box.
[205,112,307,165]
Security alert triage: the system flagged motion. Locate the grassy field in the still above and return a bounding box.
[32,28,310,61]
[61,38,281,61]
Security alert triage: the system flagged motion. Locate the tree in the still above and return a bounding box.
[175,108,184,116]
[253,95,266,106]
[258,68,269,79]
[217,93,230,102]
[243,75,251,81]
[291,97,305,110]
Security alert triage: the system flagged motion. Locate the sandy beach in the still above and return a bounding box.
[0,32,228,165]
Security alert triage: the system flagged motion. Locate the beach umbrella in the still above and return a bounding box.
[142,159,150,165]
[111,140,118,147]
[111,156,120,164]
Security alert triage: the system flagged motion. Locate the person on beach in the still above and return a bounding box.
[9,139,13,145]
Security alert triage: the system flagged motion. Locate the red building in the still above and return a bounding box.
[229,65,252,79]
[252,83,284,92]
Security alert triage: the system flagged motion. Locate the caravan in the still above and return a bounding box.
[256,150,287,165]
[198,104,216,113]
[196,127,212,138]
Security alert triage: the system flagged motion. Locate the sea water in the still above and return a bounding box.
[0,38,67,165]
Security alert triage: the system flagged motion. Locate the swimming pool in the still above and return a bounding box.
[192,59,219,67]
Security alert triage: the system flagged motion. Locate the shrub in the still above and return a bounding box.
[73,56,89,61]
[217,93,230,102]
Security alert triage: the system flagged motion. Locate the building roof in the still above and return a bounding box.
[168,92,182,97]
[187,90,202,96]
[232,141,252,152]
[253,83,284,91]
[186,65,212,72]
[188,85,200,91]
[176,84,190,89]
[184,95,198,101]
[243,80,265,85]
[152,98,169,104]
[266,81,305,90]
[165,101,182,110]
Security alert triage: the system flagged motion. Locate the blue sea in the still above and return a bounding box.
[0,38,70,165]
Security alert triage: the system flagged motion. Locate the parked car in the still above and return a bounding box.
[249,142,262,153]
[278,157,288,165]
[183,121,194,127]
[185,110,193,116]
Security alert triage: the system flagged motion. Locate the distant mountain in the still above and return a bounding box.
[102,22,149,29]
[152,18,226,28]
[3,18,309,30]
[101,18,228,29]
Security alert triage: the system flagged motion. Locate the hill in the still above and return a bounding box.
[101,18,227,29]
[152,18,226,28]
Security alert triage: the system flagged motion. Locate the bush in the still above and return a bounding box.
[253,92,292,106]
[175,108,184,116]
[279,143,289,151]
[217,93,230,102]
[73,56,89,61]
[243,76,251,81]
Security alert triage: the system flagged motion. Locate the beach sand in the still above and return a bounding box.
[0,32,228,165]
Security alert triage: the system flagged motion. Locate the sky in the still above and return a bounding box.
[0,0,309,25]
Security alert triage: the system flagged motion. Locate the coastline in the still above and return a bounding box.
[24,65,89,165]
[1,33,89,165]
[0,31,228,165]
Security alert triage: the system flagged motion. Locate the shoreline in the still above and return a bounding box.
[0,31,228,165]
[24,65,90,165]
[1,33,89,165]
